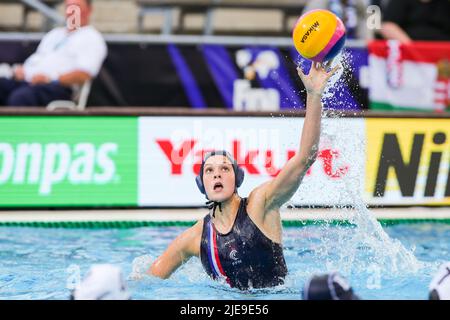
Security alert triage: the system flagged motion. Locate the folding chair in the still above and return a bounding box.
[46,80,92,111]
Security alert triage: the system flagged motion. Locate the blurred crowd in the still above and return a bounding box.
[305,0,449,42]
[0,0,449,107]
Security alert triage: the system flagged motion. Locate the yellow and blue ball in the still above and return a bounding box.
[292,9,346,63]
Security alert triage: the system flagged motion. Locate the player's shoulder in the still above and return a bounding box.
[246,182,271,216]
[183,218,204,256]
[192,218,205,232]
[248,181,270,204]
[183,218,204,240]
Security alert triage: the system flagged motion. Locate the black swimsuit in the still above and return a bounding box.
[200,198,288,290]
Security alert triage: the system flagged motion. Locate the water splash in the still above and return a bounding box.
[129,254,154,280]
[292,51,424,279]
[322,49,361,113]
[319,203,423,277]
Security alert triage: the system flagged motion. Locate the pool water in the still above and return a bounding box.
[0,222,449,300]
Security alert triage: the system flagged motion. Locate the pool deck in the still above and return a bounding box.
[0,207,449,223]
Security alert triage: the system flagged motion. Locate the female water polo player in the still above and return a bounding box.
[147,62,340,290]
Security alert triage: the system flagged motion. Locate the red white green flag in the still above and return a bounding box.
[368,40,450,112]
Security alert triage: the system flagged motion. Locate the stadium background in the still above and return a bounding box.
[0,0,449,210]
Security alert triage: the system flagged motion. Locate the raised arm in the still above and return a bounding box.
[148,220,202,279]
[261,62,340,210]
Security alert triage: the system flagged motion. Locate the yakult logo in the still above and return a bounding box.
[155,139,349,179]
[138,118,361,206]
[0,142,117,195]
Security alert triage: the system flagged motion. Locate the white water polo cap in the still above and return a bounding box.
[429,262,450,300]
[72,264,131,300]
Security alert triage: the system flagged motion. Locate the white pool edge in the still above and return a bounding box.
[0,207,449,223]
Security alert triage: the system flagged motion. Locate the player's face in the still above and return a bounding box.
[203,155,236,202]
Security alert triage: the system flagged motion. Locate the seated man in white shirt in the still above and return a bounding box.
[0,0,107,107]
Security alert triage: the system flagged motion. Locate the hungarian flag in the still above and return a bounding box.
[368,40,450,112]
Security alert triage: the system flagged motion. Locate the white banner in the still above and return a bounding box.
[138,117,366,207]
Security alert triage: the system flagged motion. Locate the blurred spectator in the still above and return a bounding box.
[71,264,131,300]
[370,0,390,12]
[429,262,450,300]
[380,0,450,44]
[302,272,360,300]
[0,0,107,107]
[302,0,373,40]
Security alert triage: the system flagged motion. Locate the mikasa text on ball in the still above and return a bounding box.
[292,9,346,63]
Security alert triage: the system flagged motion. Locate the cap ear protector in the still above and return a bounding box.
[196,150,244,197]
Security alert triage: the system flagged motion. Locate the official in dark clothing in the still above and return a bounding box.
[380,0,450,43]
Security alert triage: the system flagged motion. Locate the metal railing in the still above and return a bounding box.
[21,0,65,25]
[0,0,65,31]
[0,32,367,48]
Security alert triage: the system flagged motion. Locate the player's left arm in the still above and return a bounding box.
[259,62,340,211]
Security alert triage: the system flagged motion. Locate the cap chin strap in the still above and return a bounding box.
[206,200,222,217]
[206,190,237,218]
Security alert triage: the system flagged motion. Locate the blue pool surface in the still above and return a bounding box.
[0,222,449,300]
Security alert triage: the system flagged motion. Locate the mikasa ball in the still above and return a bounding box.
[292,9,346,63]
